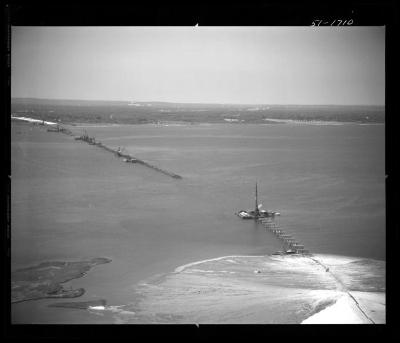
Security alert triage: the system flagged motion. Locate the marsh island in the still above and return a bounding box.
[11,257,111,303]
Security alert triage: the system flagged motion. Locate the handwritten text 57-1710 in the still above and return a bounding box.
[311,19,354,26]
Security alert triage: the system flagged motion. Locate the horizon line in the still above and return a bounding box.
[11,97,385,107]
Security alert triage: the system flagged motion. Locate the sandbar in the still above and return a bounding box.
[11,257,111,303]
[105,254,385,324]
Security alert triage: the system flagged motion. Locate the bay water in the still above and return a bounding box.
[11,122,385,323]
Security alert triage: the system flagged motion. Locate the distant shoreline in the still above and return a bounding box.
[11,115,384,128]
[11,98,385,125]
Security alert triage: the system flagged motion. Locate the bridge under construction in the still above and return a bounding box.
[45,123,183,180]
[259,217,310,255]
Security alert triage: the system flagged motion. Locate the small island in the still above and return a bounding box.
[11,257,111,304]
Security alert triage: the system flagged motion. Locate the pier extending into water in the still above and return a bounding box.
[40,120,183,180]
[258,217,310,255]
[96,142,183,179]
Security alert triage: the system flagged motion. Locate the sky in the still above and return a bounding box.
[11,26,385,105]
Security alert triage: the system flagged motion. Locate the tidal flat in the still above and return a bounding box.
[95,254,385,324]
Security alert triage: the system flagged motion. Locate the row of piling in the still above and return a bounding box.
[48,125,183,180]
[96,142,182,179]
[257,217,310,255]
[46,124,73,136]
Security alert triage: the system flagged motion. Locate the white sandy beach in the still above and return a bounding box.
[11,115,58,125]
[302,292,385,324]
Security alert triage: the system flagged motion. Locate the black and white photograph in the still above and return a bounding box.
[8,8,387,326]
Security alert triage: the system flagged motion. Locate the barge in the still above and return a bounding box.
[236,182,280,219]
